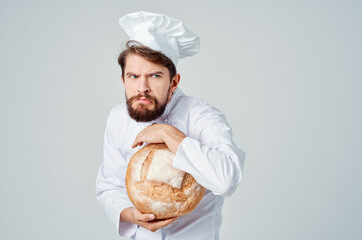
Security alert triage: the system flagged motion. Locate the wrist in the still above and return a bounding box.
[162,126,186,154]
[120,207,136,224]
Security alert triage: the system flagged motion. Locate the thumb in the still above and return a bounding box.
[135,211,155,222]
[146,214,155,221]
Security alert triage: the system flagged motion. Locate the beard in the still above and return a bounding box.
[126,91,168,122]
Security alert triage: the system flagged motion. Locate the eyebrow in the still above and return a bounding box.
[126,72,138,76]
[125,71,164,76]
[148,71,164,76]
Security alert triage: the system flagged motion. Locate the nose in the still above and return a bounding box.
[137,76,150,94]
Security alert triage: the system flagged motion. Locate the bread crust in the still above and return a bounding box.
[126,143,206,219]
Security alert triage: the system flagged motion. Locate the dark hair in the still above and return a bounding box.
[118,40,177,82]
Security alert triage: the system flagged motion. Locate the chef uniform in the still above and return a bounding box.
[96,11,246,240]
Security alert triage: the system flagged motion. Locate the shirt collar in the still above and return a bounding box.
[160,87,184,119]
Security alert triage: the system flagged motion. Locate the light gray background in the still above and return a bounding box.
[1,0,361,239]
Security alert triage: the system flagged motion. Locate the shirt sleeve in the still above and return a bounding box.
[96,112,138,237]
[172,105,246,197]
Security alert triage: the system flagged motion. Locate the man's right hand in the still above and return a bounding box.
[120,207,178,232]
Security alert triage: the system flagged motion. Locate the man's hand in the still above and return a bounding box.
[132,123,186,154]
[120,207,178,232]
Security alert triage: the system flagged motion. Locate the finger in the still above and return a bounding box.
[146,217,178,230]
[131,137,143,148]
[134,211,155,222]
[149,216,178,225]
[132,130,145,148]
[132,141,144,148]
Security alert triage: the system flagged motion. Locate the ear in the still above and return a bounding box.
[170,73,181,93]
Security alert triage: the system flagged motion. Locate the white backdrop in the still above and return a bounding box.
[1,0,361,239]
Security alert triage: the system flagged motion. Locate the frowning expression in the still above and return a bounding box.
[121,54,180,122]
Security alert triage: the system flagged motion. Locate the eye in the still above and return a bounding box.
[151,74,161,78]
[129,75,138,79]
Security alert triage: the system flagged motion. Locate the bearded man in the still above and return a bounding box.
[96,11,246,240]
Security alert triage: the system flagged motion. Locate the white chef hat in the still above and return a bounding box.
[119,11,200,65]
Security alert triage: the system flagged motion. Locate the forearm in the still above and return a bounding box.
[161,125,186,154]
[96,176,135,227]
[132,124,186,154]
[120,207,178,232]
[96,162,137,237]
[173,137,245,196]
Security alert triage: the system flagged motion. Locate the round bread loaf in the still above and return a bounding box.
[126,143,205,219]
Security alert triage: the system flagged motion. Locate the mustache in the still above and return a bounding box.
[127,93,157,104]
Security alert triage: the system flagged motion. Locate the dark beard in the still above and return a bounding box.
[126,92,168,122]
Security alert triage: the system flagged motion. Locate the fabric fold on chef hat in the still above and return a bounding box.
[119,11,200,65]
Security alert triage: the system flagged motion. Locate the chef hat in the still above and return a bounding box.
[119,11,200,65]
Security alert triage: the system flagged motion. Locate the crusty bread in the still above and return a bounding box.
[126,143,205,219]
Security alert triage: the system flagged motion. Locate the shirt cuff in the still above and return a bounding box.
[116,206,139,237]
[118,220,138,237]
[172,136,195,172]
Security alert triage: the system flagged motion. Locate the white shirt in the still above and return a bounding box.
[96,88,245,239]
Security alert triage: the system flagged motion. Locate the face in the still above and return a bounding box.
[122,54,180,122]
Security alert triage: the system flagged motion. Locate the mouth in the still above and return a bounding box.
[134,97,153,105]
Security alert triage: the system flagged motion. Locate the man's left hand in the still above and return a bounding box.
[132,123,186,154]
